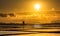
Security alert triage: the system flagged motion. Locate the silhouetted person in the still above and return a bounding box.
[22,21,25,30]
[23,21,25,24]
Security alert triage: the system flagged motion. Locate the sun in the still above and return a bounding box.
[34,4,41,11]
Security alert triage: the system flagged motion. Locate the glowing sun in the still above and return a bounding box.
[34,4,41,10]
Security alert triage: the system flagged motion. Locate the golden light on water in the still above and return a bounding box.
[34,4,41,11]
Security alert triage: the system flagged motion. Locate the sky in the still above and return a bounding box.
[0,0,60,24]
[0,0,60,12]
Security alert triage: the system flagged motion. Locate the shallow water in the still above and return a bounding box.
[7,33,60,36]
